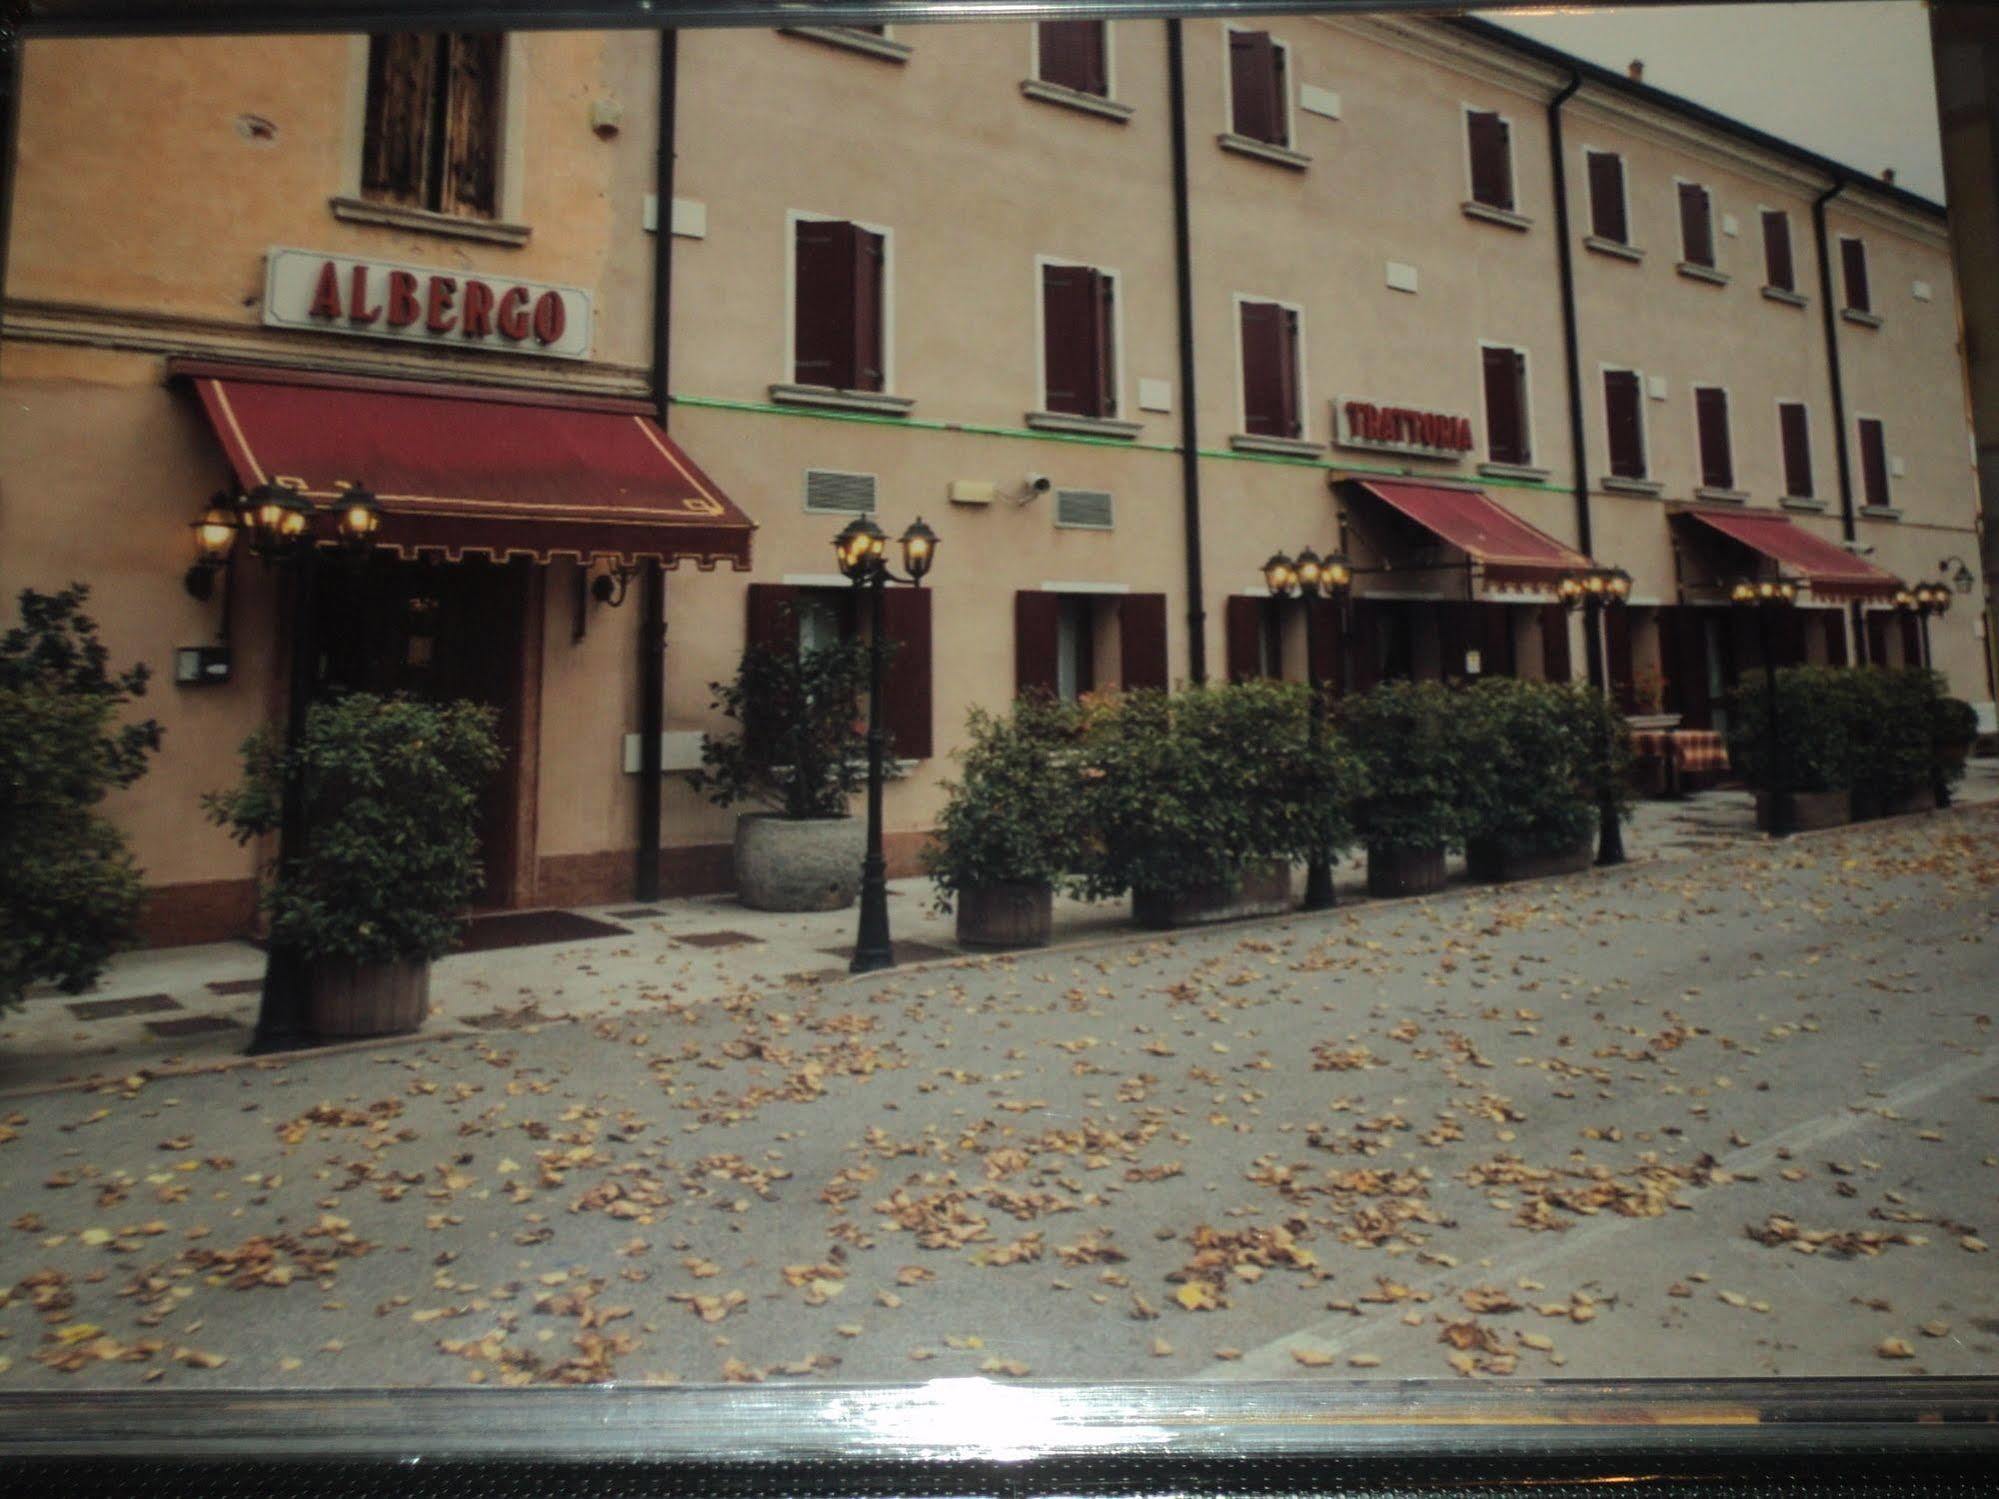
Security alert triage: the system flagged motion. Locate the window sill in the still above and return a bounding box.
[1478,460,1550,481]
[1020,78,1133,122]
[779,26,912,63]
[1694,486,1749,505]
[1780,495,1828,513]
[1761,284,1807,307]
[1860,504,1903,521]
[1217,133,1311,170]
[1842,307,1884,329]
[1676,261,1730,286]
[1601,475,1664,497]
[1461,200,1533,232]
[1025,410,1144,439]
[1230,432,1322,458]
[769,384,915,416]
[1583,235,1643,262]
[328,195,531,247]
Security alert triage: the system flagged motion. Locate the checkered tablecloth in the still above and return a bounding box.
[1629,729,1731,789]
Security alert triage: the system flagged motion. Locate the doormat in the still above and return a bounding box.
[456,911,631,953]
[67,994,182,1022]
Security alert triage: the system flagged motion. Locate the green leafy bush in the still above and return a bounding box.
[1460,679,1620,855]
[1338,680,1472,854]
[926,697,1088,909]
[1725,666,1854,794]
[1932,694,1979,751]
[206,693,502,966]
[0,585,163,1011]
[697,635,874,819]
[1859,669,1947,811]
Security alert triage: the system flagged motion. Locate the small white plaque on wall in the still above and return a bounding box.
[1647,375,1668,401]
[1890,456,1906,478]
[1300,84,1342,120]
[1137,377,1173,412]
[642,196,708,238]
[623,731,706,774]
[1385,261,1419,294]
[1721,212,1740,237]
[1913,279,1934,302]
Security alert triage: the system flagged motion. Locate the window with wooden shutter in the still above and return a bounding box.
[852,228,886,393]
[362,33,502,218]
[1225,596,1265,683]
[1762,210,1795,291]
[1604,369,1645,479]
[1466,111,1513,211]
[1014,592,1062,699]
[1540,603,1573,685]
[1678,182,1715,267]
[1779,402,1813,498]
[1695,387,1733,489]
[1228,30,1286,146]
[1240,300,1300,438]
[1841,237,1872,312]
[1482,345,1529,466]
[1604,605,1635,709]
[794,220,886,393]
[1858,417,1890,506]
[879,587,933,760]
[1042,264,1115,418]
[1586,151,1627,242]
[1038,20,1108,96]
[1119,594,1169,690]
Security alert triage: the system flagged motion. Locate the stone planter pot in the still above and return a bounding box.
[1366,845,1448,898]
[734,813,865,912]
[1465,831,1594,883]
[1132,861,1293,930]
[956,881,1055,949]
[308,959,429,1039]
[1755,789,1851,832]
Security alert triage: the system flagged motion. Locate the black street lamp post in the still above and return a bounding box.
[1557,565,1633,866]
[1731,577,1799,839]
[834,514,938,975]
[1261,544,1353,911]
[1902,581,1951,668]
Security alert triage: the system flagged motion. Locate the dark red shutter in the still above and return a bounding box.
[1587,151,1626,241]
[1038,20,1107,95]
[1225,596,1264,683]
[362,34,441,209]
[1014,592,1061,698]
[879,586,932,760]
[1604,604,1635,709]
[1695,388,1732,488]
[1229,30,1282,144]
[1779,403,1813,498]
[1467,111,1513,210]
[1276,308,1301,438]
[1241,300,1295,437]
[1094,273,1117,419]
[1679,182,1714,266]
[1540,604,1572,683]
[1841,238,1871,312]
[1858,418,1889,506]
[441,33,502,219]
[1762,210,1794,290]
[1824,611,1848,667]
[1119,593,1169,690]
[1042,265,1094,416]
[794,219,855,389]
[1483,346,1524,465]
[852,228,886,393]
[1604,369,1644,478]
[746,583,801,657]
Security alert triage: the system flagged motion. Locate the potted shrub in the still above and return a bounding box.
[1460,680,1614,882]
[1725,666,1853,832]
[697,635,873,911]
[207,692,502,1038]
[1339,680,1469,897]
[926,698,1085,947]
[1866,669,1946,816]
[1931,693,1979,808]
[1627,664,1680,732]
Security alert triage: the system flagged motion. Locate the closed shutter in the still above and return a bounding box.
[1695,388,1733,488]
[441,33,502,218]
[1604,369,1644,479]
[1779,403,1813,498]
[1604,604,1635,709]
[1824,611,1848,667]
[1858,418,1889,506]
[1119,593,1169,689]
[1467,111,1513,210]
[1309,596,1341,696]
[746,583,801,658]
[1095,273,1118,419]
[1587,151,1626,241]
[1014,591,1061,698]
[1042,265,1105,418]
[1482,346,1525,465]
[1240,300,1299,438]
[880,586,933,760]
[1866,611,1891,667]
[794,220,856,389]
[1841,238,1871,312]
[1225,596,1264,683]
[1762,210,1794,291]
[852,228,886,393]
[1540,604,1572,683]
[1679,182,1714,266]
[1038,20,1107,95]
[1229,30,1282,144]
[362,35,440,208]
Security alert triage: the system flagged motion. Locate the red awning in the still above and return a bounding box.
[176,361,753,570]
[1347,478,1591,585]
[1679,508,1900,600]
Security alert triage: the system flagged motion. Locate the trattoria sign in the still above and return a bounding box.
[262,248,593,361]
[1333,398,1474,460]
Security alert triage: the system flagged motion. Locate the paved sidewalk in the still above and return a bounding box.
[7,761,1995,1092]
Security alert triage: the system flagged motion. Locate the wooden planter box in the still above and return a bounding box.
[308,959,429,1039]
[1366,845,1448,898]
[956,881,1054,949]
[1465,832,1594,883]
[1755,789,1851,832]
[1132,861,1292,930]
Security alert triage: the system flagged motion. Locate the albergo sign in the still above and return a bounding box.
[263,248,593,361]
[1333,397,1475,461]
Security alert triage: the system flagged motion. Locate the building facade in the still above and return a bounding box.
[3,15,1989,945]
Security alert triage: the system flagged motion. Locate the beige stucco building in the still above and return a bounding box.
[2,15,1988,946]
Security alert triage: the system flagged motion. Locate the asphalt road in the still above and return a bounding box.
[2,806,1995,1389]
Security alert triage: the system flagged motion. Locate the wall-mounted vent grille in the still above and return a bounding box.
[803,469,878,515]
[1055,488,1115,530]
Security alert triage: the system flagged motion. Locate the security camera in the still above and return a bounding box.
[1025,473,1052,494]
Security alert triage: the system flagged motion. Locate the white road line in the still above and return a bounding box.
[1214,1045,1999,1380]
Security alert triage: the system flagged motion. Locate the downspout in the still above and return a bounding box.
[1546,68,1603,688]
[1811,178,1863,660]
[636,26,676,901]
[1166,19,1207,684]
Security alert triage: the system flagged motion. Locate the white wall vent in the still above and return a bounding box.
[1055,488,1115,531]
[803,468,878,516]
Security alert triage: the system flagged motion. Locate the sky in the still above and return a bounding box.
[1493,2,1945,202]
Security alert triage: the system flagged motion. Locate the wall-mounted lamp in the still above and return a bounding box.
[183,493,241,601]
[1940,555,1976,595]
[591,561,639,608]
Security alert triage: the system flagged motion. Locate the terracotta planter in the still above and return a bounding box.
[1755,789,1851,832]
[733,813,864,912]
[1366,845,1448,898]
[1465,832,1594,883]
[308,959,429,1039]
[956,881,1054,949]
[1132,861,1293,930]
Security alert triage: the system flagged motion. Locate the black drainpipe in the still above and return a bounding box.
[636,26,676,902]
[0,20,23,388]
[1811,179,1863,659]
[1166,19,1207,684]
[1546,68,1601,689]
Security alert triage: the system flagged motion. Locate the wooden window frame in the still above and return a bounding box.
[1233,292,1308,443]
[1675,177,1718,270]
[1760,206,1798,294]
[1775,398,1815,502]
[1033,19,1115,100]
[1855,413,1893,508]
[1691,383,1738,495]
[1035,254,1124,421]
[784,208,896,397]
[1477,339,1536,469]
[1839,234,1875,316]
[1582,146,1632,247]
[1599,364,1649,482]
[1221,25,1296,150]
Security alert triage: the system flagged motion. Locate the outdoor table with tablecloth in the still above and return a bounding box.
[1631,729,1731,796]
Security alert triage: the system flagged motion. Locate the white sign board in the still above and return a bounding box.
[263,247,593,361]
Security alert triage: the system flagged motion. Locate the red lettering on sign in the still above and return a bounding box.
[531,290,567,346]
[348,265,381,324]
[308,261,342,321]
[385,271,422,329]
[425,275,459,334]
[460,280,494,338]
[495,286,531,341]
